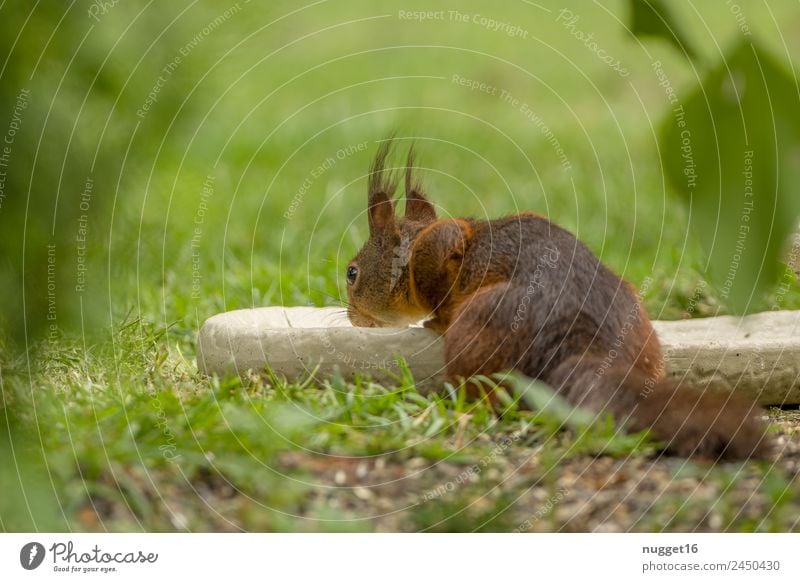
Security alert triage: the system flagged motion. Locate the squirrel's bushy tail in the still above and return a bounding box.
[442,282,769,461]
[544,354,770,460]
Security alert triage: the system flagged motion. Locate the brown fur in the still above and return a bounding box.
[346,142,770,460]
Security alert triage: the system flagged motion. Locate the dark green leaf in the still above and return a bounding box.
[660,40,800,313]
[629,0,696,59]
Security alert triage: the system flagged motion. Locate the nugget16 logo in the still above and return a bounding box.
[20,542,46,570]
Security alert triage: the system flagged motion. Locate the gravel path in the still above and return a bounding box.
[275,409,800,532]
[77,410,800,532]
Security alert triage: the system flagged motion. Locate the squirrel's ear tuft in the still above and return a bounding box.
[368,138,398,235]
[404,146,436,223]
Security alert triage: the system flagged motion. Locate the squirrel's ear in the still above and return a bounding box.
[404,147,436,223]
[368,139,399,235]
[368,191,395,235]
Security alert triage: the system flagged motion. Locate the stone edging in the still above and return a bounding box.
[197,307,800,405]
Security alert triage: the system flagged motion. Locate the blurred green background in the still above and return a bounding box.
[1,0,800,532]
[3,0,799,344]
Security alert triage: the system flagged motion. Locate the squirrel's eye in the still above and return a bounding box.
[346,265,358,285]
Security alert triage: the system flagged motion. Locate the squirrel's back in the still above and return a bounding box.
[443,213,662,379]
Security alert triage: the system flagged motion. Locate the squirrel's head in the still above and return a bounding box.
[346,142,437,327]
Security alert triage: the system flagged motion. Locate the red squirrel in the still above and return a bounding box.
[346,141,769,460]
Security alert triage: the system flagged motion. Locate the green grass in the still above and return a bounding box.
[4,320,799,532]
[2,0,800,532]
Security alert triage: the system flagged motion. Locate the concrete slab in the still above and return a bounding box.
[197,307,800,405]
[657,311,800,404]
